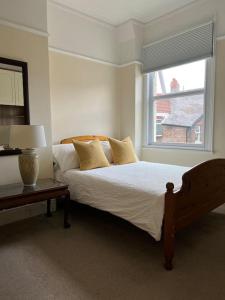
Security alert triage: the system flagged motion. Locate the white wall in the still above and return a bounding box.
[47,2,145,65]
[0,25,53,185]
[48,1,118,64]
[116,21,143,64]
[118,64,136,141]
[118,63,143,156]
[0,0,47,32]
[144,0,225,45]
[49,50,120,144]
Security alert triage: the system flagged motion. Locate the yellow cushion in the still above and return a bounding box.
[108,137,138,165]
[73,140,110,170]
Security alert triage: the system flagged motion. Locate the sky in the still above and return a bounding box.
[154,59,206,95]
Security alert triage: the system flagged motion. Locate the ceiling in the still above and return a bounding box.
[51,0,198,26]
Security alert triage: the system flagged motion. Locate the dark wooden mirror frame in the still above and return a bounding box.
[0,57,30,156]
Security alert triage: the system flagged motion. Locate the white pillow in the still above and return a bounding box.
[100,141,113,163]
[52,144,79,172]
[52,141,113,172]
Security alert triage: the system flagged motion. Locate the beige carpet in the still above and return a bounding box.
[0,204,225,300]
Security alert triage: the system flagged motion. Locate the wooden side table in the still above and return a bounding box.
[0,179,71,228]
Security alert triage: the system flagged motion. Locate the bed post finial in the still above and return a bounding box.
[166,182,174,193]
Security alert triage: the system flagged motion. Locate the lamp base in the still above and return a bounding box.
[18,149,39,186]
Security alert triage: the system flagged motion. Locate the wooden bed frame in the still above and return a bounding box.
[61,135,225,270]
[164,159,225,270]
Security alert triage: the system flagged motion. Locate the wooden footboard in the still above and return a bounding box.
[163,159,225,270]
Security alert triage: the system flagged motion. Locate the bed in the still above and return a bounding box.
[54,135,225,270]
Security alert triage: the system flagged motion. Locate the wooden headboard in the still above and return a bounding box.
[60,135,108,144]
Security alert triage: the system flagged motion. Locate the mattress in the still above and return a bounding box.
[55,161,189,241]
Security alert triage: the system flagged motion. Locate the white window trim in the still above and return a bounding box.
[143,57,215,152]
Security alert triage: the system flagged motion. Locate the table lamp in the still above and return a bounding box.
[9,125,47,186]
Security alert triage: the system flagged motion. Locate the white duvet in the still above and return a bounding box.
[56,161,189,241]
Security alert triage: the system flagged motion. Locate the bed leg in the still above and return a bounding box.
[164,230,175,270]
[164,182,176,271]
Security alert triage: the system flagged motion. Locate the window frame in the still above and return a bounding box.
[143,57,215,151]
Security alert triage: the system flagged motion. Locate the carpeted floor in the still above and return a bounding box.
[0,204,225,300]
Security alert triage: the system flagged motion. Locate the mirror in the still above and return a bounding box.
[0,57,30,156]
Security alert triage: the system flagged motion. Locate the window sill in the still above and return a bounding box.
[143,144,213,152]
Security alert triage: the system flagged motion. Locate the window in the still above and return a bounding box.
[156,115,165,137]
[194,126,201,144]
[145,58,214,150]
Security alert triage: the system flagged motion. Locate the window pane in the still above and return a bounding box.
[153,60,206,96]
[152,94,205,145]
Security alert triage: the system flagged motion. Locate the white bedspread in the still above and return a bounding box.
[56,161,189,241]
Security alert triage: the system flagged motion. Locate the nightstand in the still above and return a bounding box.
[0,179,70,228]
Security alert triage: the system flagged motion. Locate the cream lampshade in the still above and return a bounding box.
[9,125,47,186]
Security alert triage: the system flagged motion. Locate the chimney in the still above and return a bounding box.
[170,78,180,93]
